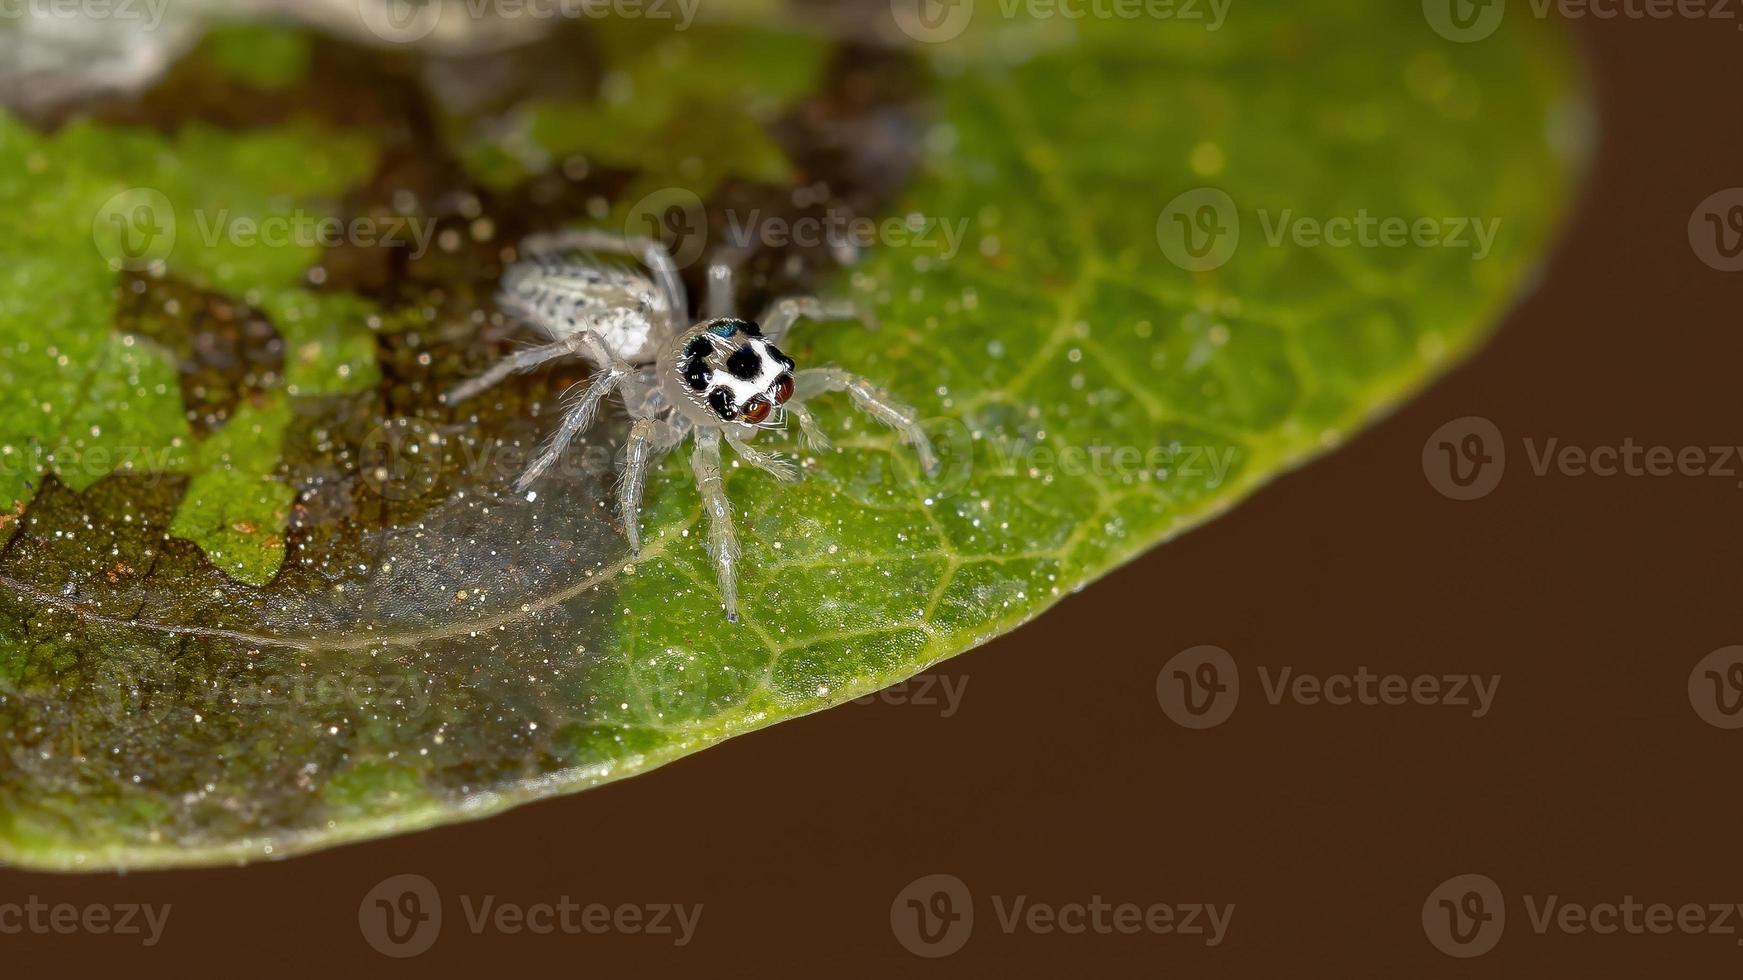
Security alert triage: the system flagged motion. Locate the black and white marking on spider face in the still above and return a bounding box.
[447,229,939,623]
[681,319,797,426]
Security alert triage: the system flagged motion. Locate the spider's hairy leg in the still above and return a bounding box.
[793,367,939,477]
[618,415,685,555]
[757,295,880,345]
[518,228,688,324]
[784,401,833,452]
[512,335,646,493]
[704,260,735,320]
[444,334,589,405]
[725,433,799,482]
[690,428,743,622]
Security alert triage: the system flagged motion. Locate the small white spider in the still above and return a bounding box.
[447,229,938,622]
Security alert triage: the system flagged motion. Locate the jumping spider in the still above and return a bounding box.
[447,229,938,622]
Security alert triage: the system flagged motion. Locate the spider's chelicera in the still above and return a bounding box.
[447,229,938,622]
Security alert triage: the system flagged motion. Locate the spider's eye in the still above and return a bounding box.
[772,374,794,404]
[707,388,736,421]
[742,397,772,424]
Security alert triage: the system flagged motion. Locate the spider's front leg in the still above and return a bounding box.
[618,416,685,555]
[784,402,833,452]
[758,295,879,346]
[689,428,743,622]
[512,334,646,493]
[725,433,799,483]
[703,257,740,320]
[793,367,939,477]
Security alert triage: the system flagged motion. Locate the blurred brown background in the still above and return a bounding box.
[6,9,1743,977]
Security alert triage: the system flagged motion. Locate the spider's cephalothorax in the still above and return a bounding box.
[446,229,937,622]
[677,319,796,427]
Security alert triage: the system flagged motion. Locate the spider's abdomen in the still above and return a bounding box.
[497,256,671,363]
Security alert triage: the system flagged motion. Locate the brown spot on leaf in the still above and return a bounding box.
[118,273,285,437]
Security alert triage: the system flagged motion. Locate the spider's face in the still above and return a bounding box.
[681,318,797,426]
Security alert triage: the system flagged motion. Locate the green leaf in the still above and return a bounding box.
[0,113,379,584]
[452,20,828,191]
[0,2,1584,869]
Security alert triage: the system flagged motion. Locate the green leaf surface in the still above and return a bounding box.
[0,1,1584,869]
[0,112,379,584]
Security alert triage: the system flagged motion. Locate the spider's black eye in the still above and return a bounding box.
[707,388,736,420]
[684,336,712,359]
[683,355,710,392]
[738,320,763,338]
[768,345,795,371]
[726,345,762,381]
